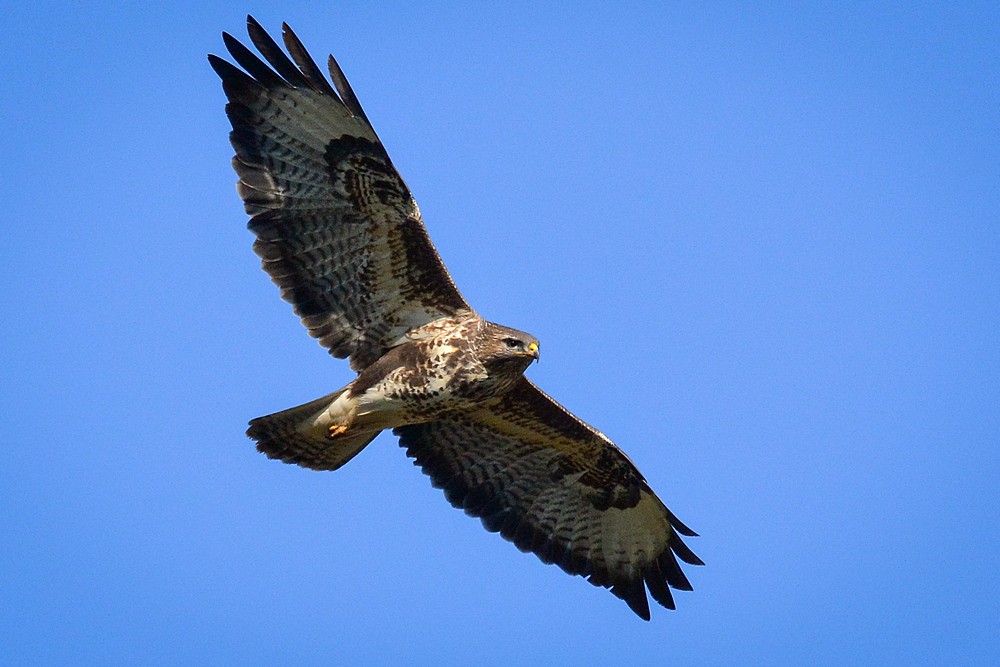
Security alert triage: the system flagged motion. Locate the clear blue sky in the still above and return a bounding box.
[3,2,998,664]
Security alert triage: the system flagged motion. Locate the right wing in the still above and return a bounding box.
[210,17,471,370]
[395,378,702,620]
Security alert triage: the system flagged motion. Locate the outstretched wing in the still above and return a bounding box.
[210,17,471,370]
[394,378,703,620]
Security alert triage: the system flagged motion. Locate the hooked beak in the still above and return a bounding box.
[527,342,540,362]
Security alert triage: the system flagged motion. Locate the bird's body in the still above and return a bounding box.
[211,17,702,620]
[250,314,540,470]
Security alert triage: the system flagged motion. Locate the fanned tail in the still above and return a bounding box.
[247,388,379,471]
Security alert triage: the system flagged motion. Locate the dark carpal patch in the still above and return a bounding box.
[324,135,408,208]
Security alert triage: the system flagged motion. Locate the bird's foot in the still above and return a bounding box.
[327,423,350,439]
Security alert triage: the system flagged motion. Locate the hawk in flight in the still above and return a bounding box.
[210,17,702,620]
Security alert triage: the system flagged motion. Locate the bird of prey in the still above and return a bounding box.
[210,16,702,620]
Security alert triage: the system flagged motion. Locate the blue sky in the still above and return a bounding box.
[3,2,998,664]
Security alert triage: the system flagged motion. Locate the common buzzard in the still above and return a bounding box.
[210,17,702,620]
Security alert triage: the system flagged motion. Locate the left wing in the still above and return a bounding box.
[394,378,702,620]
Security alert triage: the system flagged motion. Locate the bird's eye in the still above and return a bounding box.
[504,337,522,349]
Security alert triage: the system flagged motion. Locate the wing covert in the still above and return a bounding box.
[210,17,470,370]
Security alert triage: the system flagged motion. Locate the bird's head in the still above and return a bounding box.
[481,323,540,371]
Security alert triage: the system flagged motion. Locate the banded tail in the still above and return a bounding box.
[247,388,380,471]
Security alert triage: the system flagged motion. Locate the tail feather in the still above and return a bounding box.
[247,389,379,471]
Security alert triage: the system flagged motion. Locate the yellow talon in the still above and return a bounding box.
[328,423,349,438]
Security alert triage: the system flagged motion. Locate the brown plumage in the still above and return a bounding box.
[211,16,702,620]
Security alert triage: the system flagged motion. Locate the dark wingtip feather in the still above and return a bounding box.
[282,22,339,97]
[671,534,705,567]
[207,53,236,79]
[209,54,266,106]
[665,506,699,537]
[327,54,371,124]
[644,565,677,611]
[610,579,651,621]
[246,16,310,89]
[658,549,694,591]
[221,31,287,89]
